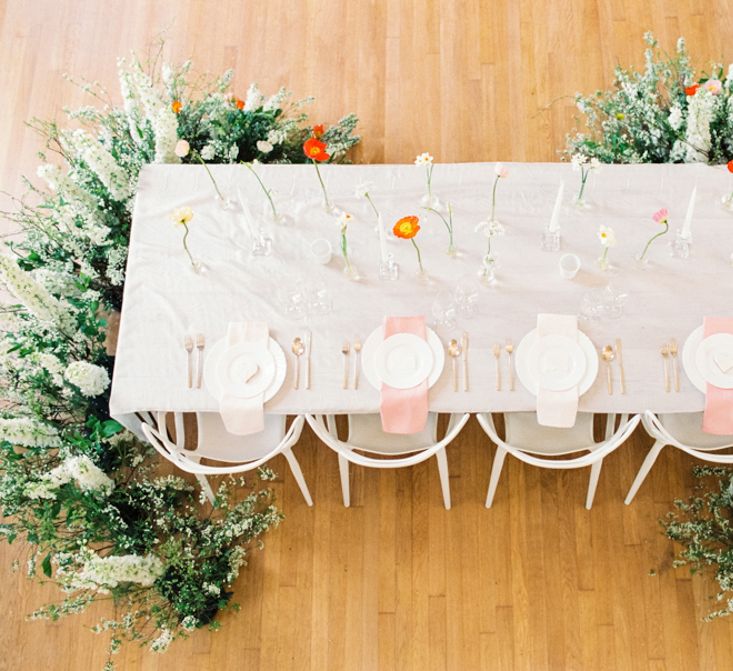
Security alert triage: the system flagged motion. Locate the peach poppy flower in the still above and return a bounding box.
[727,160,733,173]
[684,83,699,96]
[303,137,330,162]
[234,97,245,110]
[312,124,325,138]
[393,216,421,239]
[171,100,183,114]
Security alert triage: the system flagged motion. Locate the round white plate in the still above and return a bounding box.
[526,334,586,391]
[362,325,445,390]
[515,328,598,396]
[204,336,286,402]
[374,333,435,389]
[683,326,706,392]
[694,332,733,389]
[216,343,276,398]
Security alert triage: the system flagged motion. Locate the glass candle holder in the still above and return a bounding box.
[540,228,561,252]
[670,230,692,259]
[378,253,400,281]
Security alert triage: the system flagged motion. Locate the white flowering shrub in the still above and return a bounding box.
[0,51,358,667]
[567,33,733,164]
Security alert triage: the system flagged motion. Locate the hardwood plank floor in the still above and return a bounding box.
[2,1,733,669]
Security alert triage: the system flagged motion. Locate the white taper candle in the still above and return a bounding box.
[548,181,564,232]
[681,185,696,239]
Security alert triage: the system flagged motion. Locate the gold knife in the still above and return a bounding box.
[615,338,626,395]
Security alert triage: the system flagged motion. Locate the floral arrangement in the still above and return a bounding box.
[567,32,733,165]
[639,208,670,261]
[393,216,424,275]
[0,52,358,667]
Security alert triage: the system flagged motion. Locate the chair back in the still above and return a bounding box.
[642,411,733,463]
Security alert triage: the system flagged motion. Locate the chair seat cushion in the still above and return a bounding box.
[347,413,439,455]
[505,412,596,455]
[659,413,733,450]
[191,413,287,462]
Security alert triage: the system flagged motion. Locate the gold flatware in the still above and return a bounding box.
[601,344,615,395]
[195,334,206,389]
[492,343,502,391]
[304,330,312,390]
[461,331,469,392]
[661,344,670,393]
[353,338,362,390]
[669,339,680,392]
[341,340,350,390]
[292,337,305,390]
[184,335,194,389]
[505,340,515,391]
[448,339,462,392]
[615,338,626,395]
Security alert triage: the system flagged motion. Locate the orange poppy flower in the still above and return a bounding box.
[684,83,699,96]
[728,160,733,173]
[234,97,245,110]
[171,100,183,114]
[303,137,330,162]
[312,124,325,138]
[393,216,421,239]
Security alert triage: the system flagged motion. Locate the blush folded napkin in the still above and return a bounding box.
[535,313,580,428]
[219,321,268,435]
[379,316,430,434]
[702,316,733,435]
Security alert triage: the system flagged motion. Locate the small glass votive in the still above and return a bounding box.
[309,238,332,265]
[540,228,561,252]
[251,229,272,257]
[559,253,581,279]
[378,253,400,281]
[670,230,692,259]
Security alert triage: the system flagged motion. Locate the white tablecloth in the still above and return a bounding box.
[109,162,733,430]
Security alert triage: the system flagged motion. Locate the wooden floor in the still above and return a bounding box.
[2,1,733,669]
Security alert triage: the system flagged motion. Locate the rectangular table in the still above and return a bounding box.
[110,162,733,431]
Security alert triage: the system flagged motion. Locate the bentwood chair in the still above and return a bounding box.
[624,411,733,504]
[140,412,312,506]
[306,413,470,509]
[476,412,640,509]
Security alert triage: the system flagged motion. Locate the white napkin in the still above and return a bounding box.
[219,321,268,435]
[536,314,579,428]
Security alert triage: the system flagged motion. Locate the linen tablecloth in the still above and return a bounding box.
[110,162,733,431]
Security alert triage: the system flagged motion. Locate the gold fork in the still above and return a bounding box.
[353,338,362,390]
[184,335,194,389]
[669,339,680,392]
[492,343,502,391]
[505,340,515,391]
[196,334,206,389]
[660,344,670,393]
[341,340,350,389]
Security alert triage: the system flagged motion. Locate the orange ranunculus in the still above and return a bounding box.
[234,97,245,110]
[728,160,733,173]
[171,100,183,114]
[393,216,421,239]
[312,124,325,138]
[303,137,330,162]
[684,83,699,96]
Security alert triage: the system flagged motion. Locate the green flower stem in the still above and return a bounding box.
[425,204,454,252]
[600,246,609,264]
[426,164,434,198]
[490,175,500,221]
[639,221,669,261]
[312,159,331,209]
[181,224,196,268]
[194,152,226,202]
[245,163,278,218]
[364,192,380,220]
[340,229,351,271]
[486,234,493,258]
[577,168,589,201]
[411,238,424,274]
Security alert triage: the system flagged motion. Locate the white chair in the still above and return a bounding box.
[140,411,312,506]
[306,413,470,509]
[624,411,733,504]
[476,412,640,509]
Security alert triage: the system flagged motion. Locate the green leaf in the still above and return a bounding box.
[41,553,52,578]
[101,420,123,437]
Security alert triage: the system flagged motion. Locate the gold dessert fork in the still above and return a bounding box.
[195,334,206,389]
[669,339,680,392]
[661,344,670,393]
[505,340,515,391]
[341,340,350,389]
[492,343,502,391]
[353,338,362,390]
[184,335,194,389]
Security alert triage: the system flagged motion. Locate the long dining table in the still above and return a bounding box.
[109,161,733,434]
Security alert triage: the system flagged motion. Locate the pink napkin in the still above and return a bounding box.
[535,313,580,428]
[379,316,429,434]
[702,317,733,435]
[219,321,268,435]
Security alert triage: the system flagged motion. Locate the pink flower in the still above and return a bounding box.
[494,163,509,178]
[652,208,669,224]
[703,79,723,95]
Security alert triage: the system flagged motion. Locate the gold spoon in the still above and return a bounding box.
[341,340,350,389]
[505,341,515,391]
[601,344,615,395]
[447,339,462,392]
[292,337,305,390]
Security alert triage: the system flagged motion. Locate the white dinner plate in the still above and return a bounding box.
[216,343,276,398]
[526,334,587,391]
[515,328,598,396]
[374,333,435,389]
[683,326,706,392]
[204,336,286,402]
[694,332,733,389]
[361,325,445,390]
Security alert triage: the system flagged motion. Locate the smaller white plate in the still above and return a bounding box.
[362,325,445,390]
[374,333,435,389]
[526,335,586,391]
[216,343,276,398]
[204,336,286,402]
[695,333,733,389]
